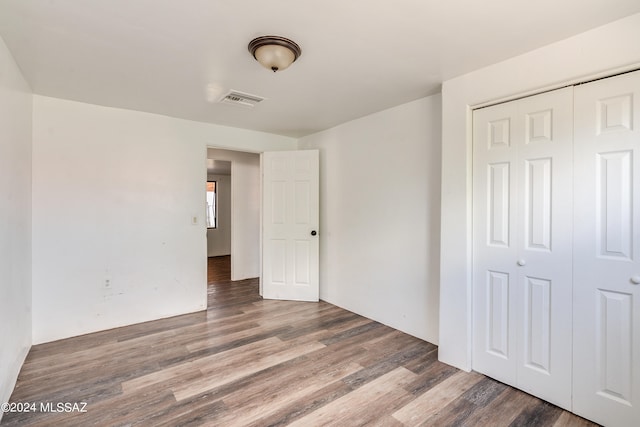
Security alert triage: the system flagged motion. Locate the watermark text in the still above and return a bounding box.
[1,402,88,413]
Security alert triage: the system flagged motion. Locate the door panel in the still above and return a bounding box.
[525,158,552,251]
[262,150,319,302]
[473,102,518,384]
[487,270,510,358]
[514,89,573,409]
[597,290,632,402]
[523,276,551,373]
[473,87,573,409]
[573,70,640,427]
[597,150,633,259]
[489,162,511,247]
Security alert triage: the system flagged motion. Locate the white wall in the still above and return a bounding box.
[206,174,231,257]
[0,37,32,416]
[206,148,261,280]
[32,96,295,344]
[440,13,640,370]
[298,95,442,343]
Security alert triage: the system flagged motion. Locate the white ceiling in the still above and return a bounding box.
[1,1,639,138]
[206,159,231,176]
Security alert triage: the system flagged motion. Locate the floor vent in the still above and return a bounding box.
[219,90,265,108]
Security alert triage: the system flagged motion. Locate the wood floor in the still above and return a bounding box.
[208,255,232,284]
[2,256,599,426]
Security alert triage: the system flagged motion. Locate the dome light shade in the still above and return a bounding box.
[248,36,301,72]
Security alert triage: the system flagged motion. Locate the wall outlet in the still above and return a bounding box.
[105,279,111,288]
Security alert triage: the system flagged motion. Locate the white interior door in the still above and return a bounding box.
[262,150,319,302]
[573,70,640,427]
[473,87,573,409]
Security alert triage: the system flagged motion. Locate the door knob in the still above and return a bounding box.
[517,259,526,266]
[311,230,317,236]
[631,276,640,285]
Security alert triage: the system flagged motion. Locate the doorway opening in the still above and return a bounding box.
[206,148,261,307]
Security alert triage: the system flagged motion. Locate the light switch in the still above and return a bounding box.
[191,216,198,225]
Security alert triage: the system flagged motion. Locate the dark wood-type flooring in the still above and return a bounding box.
[1,256,599,426]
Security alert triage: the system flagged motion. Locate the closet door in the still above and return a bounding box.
[573,70,640,427]
[473,87,573,409]
[473,101,518,384]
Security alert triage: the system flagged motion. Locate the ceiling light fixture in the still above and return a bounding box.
[248,35,301,72]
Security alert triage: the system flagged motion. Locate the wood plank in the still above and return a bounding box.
[553,411,603,427]
[214,362,362,426]
[509,399,564,426]
[415,376,507,426]
[459,387,540,427]
[172,338,325,401]
[288,367,416,426]
[392,370,484,426]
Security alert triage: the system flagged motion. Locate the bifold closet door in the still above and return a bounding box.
[573,70,640,427]
[472,87,573,409]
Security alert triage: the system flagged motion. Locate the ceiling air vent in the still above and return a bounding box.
[219,90,265,108]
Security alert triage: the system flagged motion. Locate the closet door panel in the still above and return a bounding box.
[573,70,640,427]
[514,88,573,410]
[473,103,518,384]
[472,87,573,410]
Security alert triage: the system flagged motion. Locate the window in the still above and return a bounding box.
[206,181,217,228]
